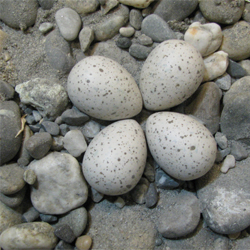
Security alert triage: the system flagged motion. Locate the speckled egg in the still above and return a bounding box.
[139,39,205,111]
[82,119,147,195]
[67,56,143,120]
[146,112,217,181]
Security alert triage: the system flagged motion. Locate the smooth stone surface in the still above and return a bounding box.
[55,240,74,250]
[216,148,231,163]
[184,22,222,57]
[61,107,89,126]
[25,132,52,160]
[129,43,153,59]
[214,72,232,91]
[0,101,22,165]
[141,14,176,42]
[220,154,235,174]
[41,121,60,136]
[101,0,119,15]
[51,136,64,151]
[116,36,132,49]
[129,9,143,30]
[64,0,99,15]
[199,0,245,25]
[53,207,88,237]
[39,22,54,34]
[118,0,154,8]
[185,81,221,135]
[203,51,229,82]
[0,0,38,30]
[15,78,69,120]
[0,163,25,195]
[28,152,88,214]
[23,169,37,185]
[40,214,58,223]
[138,34,153,46]
[63,130,87,157]
[215,132,228,150]
[22,207,40,223]
[54,224,76,243]
[89,187,104,203]
[226,59,246,78]
[230,140,248,161]
[221,76,250,144]
[239,59,250,76]
[79,26,95,52]
[145,182,158,208]
[157,190,200,238]
[82,120,101,139]
[55,8,82,41]
[0,222,58,249]
[196,157,250,234]
[152,0,198,22]
[0,80,14,100]
[119,27,135,37]
[220,21,250,61]
[45,29,75,73]
[75,235,92,250]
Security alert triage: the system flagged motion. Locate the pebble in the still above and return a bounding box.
[0,163,25,195]
[55,240,74,250]
[145,182,158,208]
[0,101,22,166]
[141,14,176,42]
[0,222,58,249]
[61,107,89,126]
[116,36,132,49]
[230,140,248,161]
[243,2,250,22]
[220,155,236,174]
[39,22,54,34]
[152,0,198,22]
[32,110,42,123]
[129,9,143,30]
[25,132,52,160]
[239,60,250,76]
[129,43,153,59]
[203,51,229,82]
[118,0,154,8]
[0,0,38,30]
[54,207,88,237]
[216,148,231,163]
[215,132,228,150]
[25,114,35,125]
[38,0,54,9]
[101,0,119,15]
[29,123,42,133]
[55,8,82,41]
[64,0,99,15]
[157,190,200,238]
[184,22,222,57]
[226,59,246,78]
[54,224,76,243]
[199,0,245,24]
[75,235,92,250]
[82,120,101,139]
[221,76,250,144]
[59,124,70,136]
[119,27,135,37]
[143,162,155,182]
[130,177,150,204]
[45,29,75,73]
[114,196,126,208]
[185,81,221,135]
[40,214,58,223]
[22,207,40,223]
[51,136,64,151]
[214,73,232,91]
[15,78,69,120]
[0,80,14,100]
[23,169,37,185]
[41,121,60,136]
[89,186,104,203]
[79,26,95,53]
[220,21,250,61]
[138,34,153,46]
[63,130,87,157]
[0,201,22,234]
[28,152,88,214]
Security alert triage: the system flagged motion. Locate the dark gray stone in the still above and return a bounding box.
[116,36,132,49]
[129,43,153,60]
[41,121,60,136]
[25,132,52,159]
[25,115,35,125]
[54,240,74,250]
[129,9,143,30]
[0,0,38,30]
[185,81,222,135]
[145,182,158,208]
[40,214,58,223]
[141,14,176,42]
[196,158,250,235]
[22,207,40,223]
[130,177,150,204]
[54,224,76,243]
[0,80,14,100]
[45,29,75,73]
[29,124,42,133]
[221,76,250,144]
[227,59,246,78]
[38,0,54,9]
[214,73,232,91]
[152,0,198,22]
[0,101,22,166]
[229,140,248,161]
[61,107,89,126]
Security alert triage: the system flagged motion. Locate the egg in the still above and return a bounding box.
[82,119,147,195]
[139,39,205,111]
[146,112,217,181]
[67,56,143,120]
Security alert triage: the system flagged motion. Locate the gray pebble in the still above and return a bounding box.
[230,140,248,161]
[138,34,153,46]
[25,132,52,160]
[141,14,176,42]
[79,26,95,53]
[130,177,150,204]
[227,59,246,78]
[215,132,228,150]
[29,124,42,133]
[155,237,163,246]
[40,214,58,223]
[25,115,35,125]
[32,110,42,123]
[82,120,101,139]
[41,121,60,136]
[23,169,37,185]
[59,124,70,136]
[214,73,232,91]
[54,240,74,250]
[89,187,104,203]
[51,136,64,151]
[39,22,54,34]
[129,9,143,30]
[38,0,54,10]
[239,60,250,76]
[61,107,89,126]
[54,224,76,243]
[116,36,132,49]
[216,148,231,163]
[101,0,119,15]
[0,80,14,100]
[22,207,40,223]
[145,182,158,208]
[143,162,155,182]
[114,196,126,209]
[129,43,153,60]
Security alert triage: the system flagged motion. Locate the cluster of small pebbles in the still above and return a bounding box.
[1,0,250,249]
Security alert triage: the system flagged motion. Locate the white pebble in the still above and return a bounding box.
[119,27,135,37]
[220,155,236,173]
[39,22,54,34]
